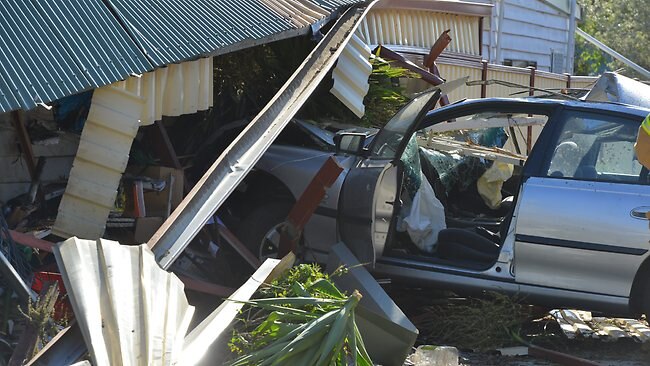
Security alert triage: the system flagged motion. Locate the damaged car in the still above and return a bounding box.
[229,87,650,315]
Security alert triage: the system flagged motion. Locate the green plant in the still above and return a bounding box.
[228,264,371,365]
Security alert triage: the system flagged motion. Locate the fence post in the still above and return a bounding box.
[481,60,488,98]
[527,66,536,154]
[564,72,572,89]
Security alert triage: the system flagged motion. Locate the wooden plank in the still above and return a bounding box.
[9,230,54,252]
[11,111,37,180]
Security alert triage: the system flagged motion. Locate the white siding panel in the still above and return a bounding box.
[53,86,144,239]
[501,18,568,42]
[330,33,372,118]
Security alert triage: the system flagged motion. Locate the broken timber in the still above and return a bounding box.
[148,2,378,269]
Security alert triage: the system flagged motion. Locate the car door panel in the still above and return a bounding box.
[338,160,395,265]
[515,176,650,297]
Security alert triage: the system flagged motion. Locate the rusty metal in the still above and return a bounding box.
[277,156,344,257]
[424,29,451,69]
[374,45,444,86]
[565,73,572,88]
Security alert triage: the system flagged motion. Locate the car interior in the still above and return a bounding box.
[383,114,547,271]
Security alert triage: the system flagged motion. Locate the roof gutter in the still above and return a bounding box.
[576,27,650,80]
[148,1,379,269]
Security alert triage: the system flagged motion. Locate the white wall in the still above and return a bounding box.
[481,0,572,73]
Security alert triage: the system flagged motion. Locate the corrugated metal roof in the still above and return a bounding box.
[104,0,352,67]
[0,0,151,113]
[311,0,367,11]
[0,0,364,113]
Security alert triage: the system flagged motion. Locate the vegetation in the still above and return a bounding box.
[575,0,650,78]
[413,292,533,351]
[228,264,371,365]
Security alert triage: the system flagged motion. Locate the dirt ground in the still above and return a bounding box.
[384,284,650,366]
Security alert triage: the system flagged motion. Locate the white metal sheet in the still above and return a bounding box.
[54,238,195,366]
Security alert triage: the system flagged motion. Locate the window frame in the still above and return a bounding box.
[536,108,646,185]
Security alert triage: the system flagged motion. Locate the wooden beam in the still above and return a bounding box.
[9,230,54,252]
[11,110,37,180]
[144,120,182,170]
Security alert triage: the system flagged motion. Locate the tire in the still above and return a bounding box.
[640,277,650,317]
[235,201,293,260]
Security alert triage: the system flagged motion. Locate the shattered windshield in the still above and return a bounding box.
[369,89,440,159]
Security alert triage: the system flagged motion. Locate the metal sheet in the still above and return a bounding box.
[357,8,482,55]
[0,0,362,113]
[584,72,650,109]
[149,2,377,269]
[330,33,372,117]
[105,0,364,67]
[114,57,214,126]
[53,238,195,366]
[0,0,152,113]
[53,85,144,239]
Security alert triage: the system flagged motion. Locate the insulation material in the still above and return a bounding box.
[53,86,143,239]
[330,33,372,118]
[53,237,194,366]
[476,161,514,209]
[116,57,214,126]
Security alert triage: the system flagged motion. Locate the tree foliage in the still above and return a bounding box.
[575,0,650,78]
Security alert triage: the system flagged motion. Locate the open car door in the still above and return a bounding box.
[337,89,443,265]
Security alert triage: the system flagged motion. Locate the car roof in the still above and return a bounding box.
[431,97,650,118]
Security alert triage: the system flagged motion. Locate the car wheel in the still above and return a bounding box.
[235,201,293,260]
[640,276,650,317]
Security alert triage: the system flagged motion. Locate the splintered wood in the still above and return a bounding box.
[550,309,650,342]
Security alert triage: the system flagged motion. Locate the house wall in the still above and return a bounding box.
[0,110,78,204]
[481,0,572,73]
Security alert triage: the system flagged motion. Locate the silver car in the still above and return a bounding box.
[227,89,650,315]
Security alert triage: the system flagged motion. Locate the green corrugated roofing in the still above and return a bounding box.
[0,0,365,113]
[104,0,366,67]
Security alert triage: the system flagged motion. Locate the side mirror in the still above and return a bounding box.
[334,132,366,155]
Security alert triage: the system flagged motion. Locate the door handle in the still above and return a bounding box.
[630,206,650,220]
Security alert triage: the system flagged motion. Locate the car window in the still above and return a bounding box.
[545,112,643,184]
[369,89,439,159]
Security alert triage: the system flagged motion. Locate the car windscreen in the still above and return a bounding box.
[369,89,440,159]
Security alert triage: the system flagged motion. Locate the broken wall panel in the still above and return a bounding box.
[54,238,194,366]
[357,8,482,56]
[52,86,143,239]
[0,111,79,203]
[330,33,372,117]
[115,57,214,126]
